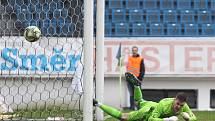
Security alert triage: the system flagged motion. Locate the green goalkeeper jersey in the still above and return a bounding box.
[148,98,197,121]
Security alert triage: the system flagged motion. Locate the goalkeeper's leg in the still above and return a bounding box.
[93,99,122,120]
[93,99,147,121]
[134,85,148,108]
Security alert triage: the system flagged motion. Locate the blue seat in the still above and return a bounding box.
[14,5,21,14]
[132,23,146,36]
[184,24,199,36]
[105,10,110,22]
[115,23,129,36]
[50,2,57,12]
[43,19,51,27]
[25,12,32,21]
[30,20,37,26]
[201,24,215,36]
[128,9,143,22]
[54,9,61,18]
[160,0,175,10]
[211,0,215,10]
[143,0,158,10]
[15,0,23,6]
[198,10,212,23]
[112,9,126,22]
[146,10,160,23]
[61,8,68,18]
[177,0,192,9]
[43,3,49,12]
[57,2,63,9]
[167,23,181,36]
[163,10,177,23]
[27,4,35,13]
[34,13,40,20]
[194,0,208,10]
[108,0,123,8]
[180,10,195,23]
[57,18,65,27]
[125,0,140,9]
[149,23,164,36]
[35,4,42,12]
[105,23,112,36]
[68,23,75,36]
[8,0,16,6]
[17,13,25,21]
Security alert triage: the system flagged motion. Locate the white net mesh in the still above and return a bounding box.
[0,0,84,120]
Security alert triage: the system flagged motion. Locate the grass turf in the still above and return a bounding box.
[104,111,215,121]
[5,110,215,120]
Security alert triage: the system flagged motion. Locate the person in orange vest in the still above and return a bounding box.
[126,46,145,110]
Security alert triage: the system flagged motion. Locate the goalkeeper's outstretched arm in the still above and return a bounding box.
[181,103,197,121]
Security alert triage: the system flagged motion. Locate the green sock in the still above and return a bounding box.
[134,86,143,102]
[99,104,122,120]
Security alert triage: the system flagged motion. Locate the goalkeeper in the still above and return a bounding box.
[93,72,197,121]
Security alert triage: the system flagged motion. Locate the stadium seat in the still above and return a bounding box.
[15,0,23,6]
[194,0,208,10]
[35,4,42,12]
[201,24,215,36]
[115,23,129,36]
[57,18,65,27]
[27,4,35,13]
[54,9,61,18]
[163,10,178,23]
[128,9,143,23]
[17,13,25,21]
[51,19,57,34]
[198,10,212,23]
[61,8,68,18]
[166,23,181,36]
[112,9,126,22]
[105,9,110,22]
[184,24,199,36]
[180,10,195,23]
[66,23,75,36]
[57,2,63,9]
[108,0,123,8]
[8,0,16,6]
[132,23,146,36]
[177,0,192,9]
[149,23,164,36]
[125,0,140,9]
[211,0,215,10]
[160,0,175,10]
[146,10,160,23]
[105,22,112,36]
[143,0,158,10]
[14,5,21,14]
[50,2,57,12]
[43,3,49,12]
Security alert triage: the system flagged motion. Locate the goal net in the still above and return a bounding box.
[0,0,84,120]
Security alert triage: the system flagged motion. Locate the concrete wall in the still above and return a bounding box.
[104,76,215,110]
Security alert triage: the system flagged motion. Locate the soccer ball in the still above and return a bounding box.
[24,26,41,42]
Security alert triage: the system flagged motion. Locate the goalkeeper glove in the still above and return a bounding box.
[163,116,178,121]
[181,112,190,121]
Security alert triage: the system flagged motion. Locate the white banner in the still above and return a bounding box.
[1,37,215,76]
[0,37,83,76]
[104,38,215,76]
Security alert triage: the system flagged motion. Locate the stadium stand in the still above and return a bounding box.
[2,0,215,37]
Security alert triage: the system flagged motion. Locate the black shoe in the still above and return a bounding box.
[125,72,141,86]
[93,99,98,106]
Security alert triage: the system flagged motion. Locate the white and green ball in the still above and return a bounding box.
[24,26,41,42]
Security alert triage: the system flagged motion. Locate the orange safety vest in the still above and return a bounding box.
[127,56,143,77]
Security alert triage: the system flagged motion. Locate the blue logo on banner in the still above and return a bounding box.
[0,48,81,72]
